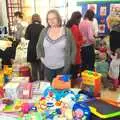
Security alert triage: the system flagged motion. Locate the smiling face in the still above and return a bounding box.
[47,10,62,27]
[47,13,59,27]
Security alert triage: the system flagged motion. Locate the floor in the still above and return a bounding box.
[101,87,120,101]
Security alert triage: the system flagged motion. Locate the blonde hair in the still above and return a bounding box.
[46,9,62,27]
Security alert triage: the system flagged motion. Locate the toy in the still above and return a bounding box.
[52,75,71,90]
[0,70,4,87]
[60,74,71,82]
[81,70,101,97]
[76,93,89,102]
[55,101,62,106]
[4,82,20,100]
[37,97,47,111]
[73,102,91,120]
[19,83,32,99]
[30,106,37,112]
[102,98,120,107]
[64,108,73,119]
[21,103,33,114]
[43,86,75,101]
[2,98,13,105]
[87,99,120,119]
[0,87,4,98]
[61,93,76,109]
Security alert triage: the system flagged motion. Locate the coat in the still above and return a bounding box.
[25,22,44,62]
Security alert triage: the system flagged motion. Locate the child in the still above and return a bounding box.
[95,52,109,88]
[98,40,107,53]
[109,48,120,91]
[1,41,17,68]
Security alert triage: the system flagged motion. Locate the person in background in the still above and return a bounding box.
[1,41,17,68]
[95,52,109,88]
[89,6,99,37]
[109,48,120,91]
[66,11,83,80]
[79,10,95,71]
[25,14,44,82]
[106,14,120,54]
[12,11,28,46]
[36,9,76,82]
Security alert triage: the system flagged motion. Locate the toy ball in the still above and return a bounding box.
[72,102,90,120]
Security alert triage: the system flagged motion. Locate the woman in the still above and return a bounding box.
[25,14,44,81]
[13,11,28,46]
[66,11,83,79]
[79,10,95,71]
[107,14,120,54]
[36,9,76,82]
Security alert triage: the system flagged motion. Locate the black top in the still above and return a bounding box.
[1,46,16,65]
[25,22,44,62]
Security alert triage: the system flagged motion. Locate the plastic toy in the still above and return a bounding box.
[87,99,120,119]
[56,108,62,114]
[55,101,62,106]
[2,98,13,105]
[76,93,89,102]
[43,86,75,101]
[19,83,32,99]
[64,108,73,119]
[0,70,4,87]
[81,70,101,97]
[60,74,71,82]
[0,87,4,98]
[102,97,120,107]
[38,97,47,111]
[52,75,71,90]
[30,106,37,112]
[21,103,33,114]
[73,102,91,120]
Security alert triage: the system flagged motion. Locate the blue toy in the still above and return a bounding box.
[60,74,71,82]
[43,86,75,101]
[72,102,91,120]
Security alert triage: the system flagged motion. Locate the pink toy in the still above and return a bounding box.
[21,103,31,114]
[19,83,32,99]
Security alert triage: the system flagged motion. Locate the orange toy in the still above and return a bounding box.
[52,75,71,90]
[81,70,102,97]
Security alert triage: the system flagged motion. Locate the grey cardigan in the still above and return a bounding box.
[36,27,76,72]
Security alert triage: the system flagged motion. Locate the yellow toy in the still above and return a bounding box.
[81,70,102,97]
[0,70,4,87]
